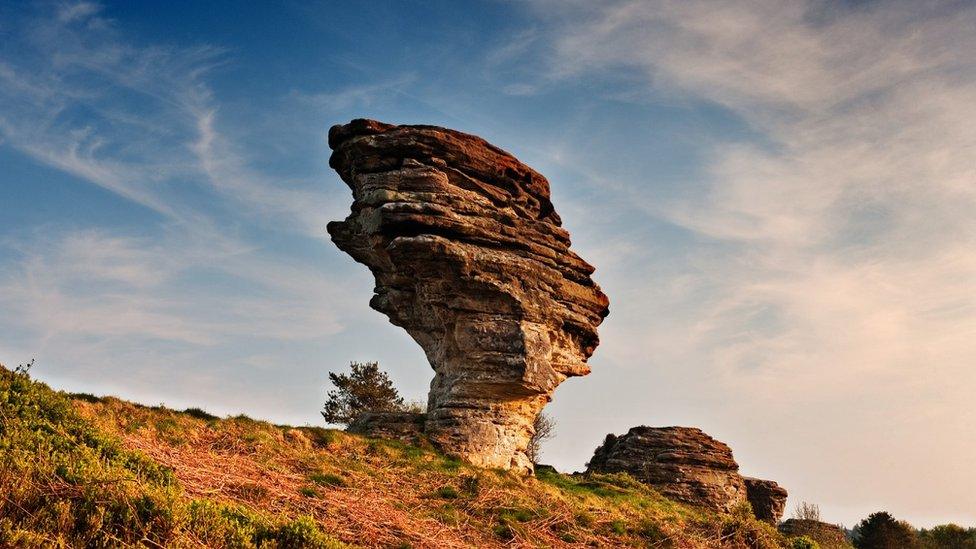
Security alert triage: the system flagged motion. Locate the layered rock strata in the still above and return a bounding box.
[586,427,747,512]
[586,426,787,523]
[744,477,789,524]
[327,119,609,473]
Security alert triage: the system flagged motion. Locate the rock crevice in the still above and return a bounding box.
[327,119,609,473]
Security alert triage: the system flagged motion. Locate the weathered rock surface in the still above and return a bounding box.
[327,119,609,473]
[744,477,788,524]
[347,411,426,444]
[586,427,747,512]
[779,519,852,548]
[586,426,787,523]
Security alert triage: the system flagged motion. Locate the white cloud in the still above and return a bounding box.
[0,2,376,372]
[56,1,100,23]
[0,1,334,237]
[522,0,976,525]
[0,228,351,348]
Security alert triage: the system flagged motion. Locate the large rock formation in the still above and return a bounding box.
[327,119,609,473]
[586,426,787,523]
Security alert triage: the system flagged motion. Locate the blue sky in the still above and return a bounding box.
[3,0,976,527]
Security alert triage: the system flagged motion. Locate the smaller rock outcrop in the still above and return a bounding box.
[347,412,426,444]
[586,427,747,513]
[779,519,852,549]
[744,477,788,524]
[586,426,787,523]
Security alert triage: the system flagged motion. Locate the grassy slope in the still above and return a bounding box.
[0,366,798,548]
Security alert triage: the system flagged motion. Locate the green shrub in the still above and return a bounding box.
[493,522,515,540]
[268,515,343,548]
[309,472,347,487]
[183,407,219,421]
[575,511,595,527]
[67,392,104,403]
[435,485,459,499]
[792,536,822,549]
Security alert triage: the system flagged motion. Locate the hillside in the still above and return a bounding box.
[0,365,800,548]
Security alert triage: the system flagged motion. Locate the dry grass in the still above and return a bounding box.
[76,399,576,547]
[1,364,787,549]
[70,397,785,548]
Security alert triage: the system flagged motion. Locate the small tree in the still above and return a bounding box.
[322,361,404,426]
[793,501,821,522]
[853,512,918,549]
[526,412,556,464]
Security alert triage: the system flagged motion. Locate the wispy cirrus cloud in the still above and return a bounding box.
[534,0,976,386]
[0,2,389,419]
[0,1,334,236]
[0,228,350,346]
[513,0,976,524]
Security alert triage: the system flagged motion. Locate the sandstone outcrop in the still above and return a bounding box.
[586,426,787,522]
[327,119,609,473]
[586,427,747,512]
[744,477,788,524]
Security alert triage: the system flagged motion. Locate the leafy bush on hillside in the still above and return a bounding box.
[791,536,821,549]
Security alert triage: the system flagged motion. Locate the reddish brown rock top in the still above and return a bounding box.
[328,119,561,226]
